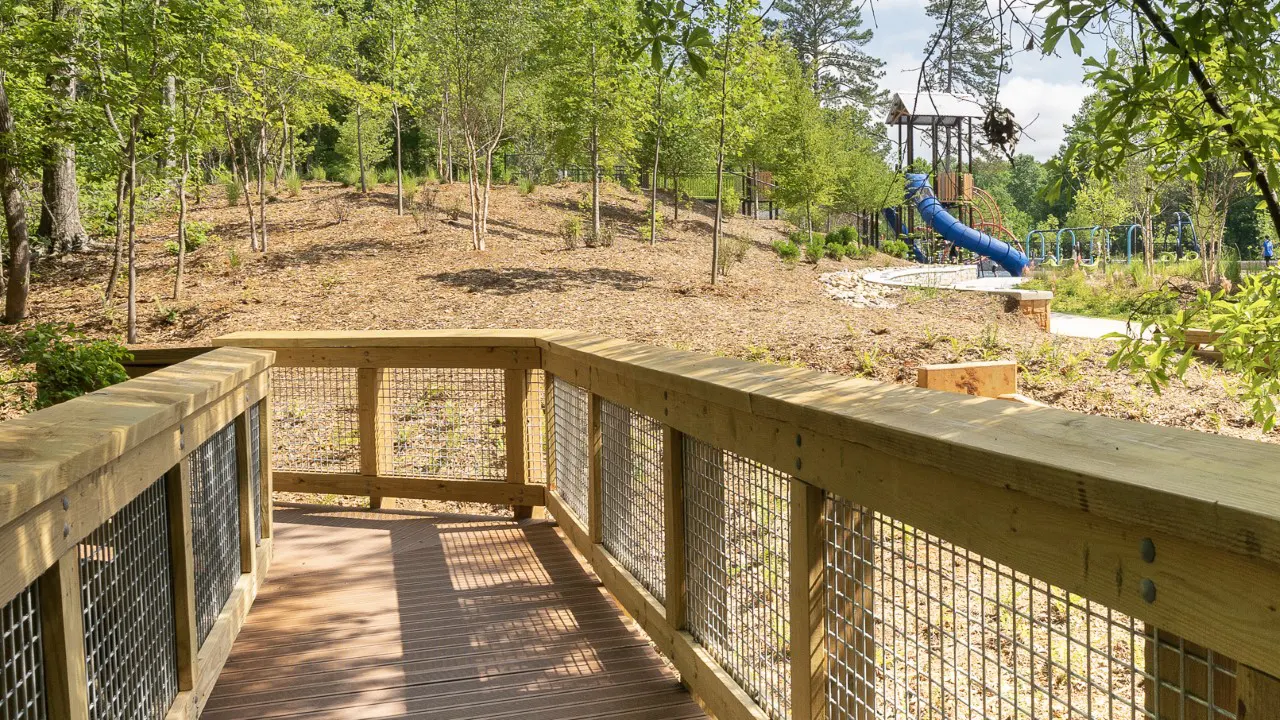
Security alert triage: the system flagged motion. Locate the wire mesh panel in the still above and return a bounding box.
[683,435,791,719]
[1,583,46,720]
[824,496,1239,720]
[190,422,242,645]
[271,367,360,473]
[248,403,263,545]
[378,368,506,479]
[599,400,665,602]
[549,377,590,524]
[79,478,178,720]
[526,371,547,486]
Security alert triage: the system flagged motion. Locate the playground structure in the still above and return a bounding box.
[1027,214,1202,265]
[884,92,1031,276]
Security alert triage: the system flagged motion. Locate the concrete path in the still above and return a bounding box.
[1049,312,1141,339]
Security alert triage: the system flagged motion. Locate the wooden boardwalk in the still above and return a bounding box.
[205,504,708,719]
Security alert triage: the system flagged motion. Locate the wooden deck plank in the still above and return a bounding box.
[206,503,707,719]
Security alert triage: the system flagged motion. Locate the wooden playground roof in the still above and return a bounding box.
[885,91,985,126]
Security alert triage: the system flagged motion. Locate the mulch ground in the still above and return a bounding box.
[8,178,1270,443]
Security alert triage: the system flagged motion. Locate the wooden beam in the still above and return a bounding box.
[588,393,603,544]
[916,360,1017,398]
[358,368,384,509]
[122,347,215,377]
[234,411,256,574]
[38,551,89,720]
[256,398,273,539]
[0,369,269,607]
[1239,665,1280,719]
[506,369,532,520]
[0,348,273,529]
[789,479,826,720]
[272,471,547,506]
[539,336,1280,678]
[263,346,542,370]
[663,425,687,630]
[165,460,199,690]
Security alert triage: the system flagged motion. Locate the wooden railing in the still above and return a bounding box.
[201,329,1280,720]
[0,346,274,720]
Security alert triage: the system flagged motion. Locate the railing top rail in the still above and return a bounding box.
[212,329,1280,570]
[0,346,274,529]
[537,330,1280,564]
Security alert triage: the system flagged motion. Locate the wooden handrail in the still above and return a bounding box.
[0,346,276,720]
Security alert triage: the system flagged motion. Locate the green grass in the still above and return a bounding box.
[1023,261,1194,319]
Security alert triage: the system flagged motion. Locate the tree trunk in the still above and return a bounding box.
[0,72,29,323]
[711,6,734,285]
[590,41,601,240]
[37,0,90,254]
[104,169,126,304]
[436,97,445,181]
[482,148,493,237]
[356,103,367,193]
[257,123,267,252]
[673,175,679,221]
[649,72,664,246]
[224,117,257,244]
[160,75,176,173]
[394,103,404,214]
[126,118,139,343]
[175,149,189,300]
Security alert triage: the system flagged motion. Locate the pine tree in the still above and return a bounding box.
[922,0,1010,100]
[773,0,884,109]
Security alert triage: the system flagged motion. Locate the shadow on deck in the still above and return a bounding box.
[204,503,706,719]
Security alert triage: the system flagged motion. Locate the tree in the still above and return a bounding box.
[774,0,883,109]
[539,0,642,239]
[0,71,30,323]
[1042,0,1280,247]
[37,0,91,254]
[767,59,837,241]
[635,0,711,244]
[922,0,1010,100]
[1066,175,1129,231]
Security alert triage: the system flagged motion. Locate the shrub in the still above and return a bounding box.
[772,239,799,262]
[639,211,665,243]
[163,220,214,255]
[718,234,749,275]
[803,237,825,264]
[227,247,241,269]
[329,202,351,224]
[284,171,303,197]
[518,177,536,195]
[220,171,241,206]
[824,242,846,260]
[401,173,421,202]
[424,167,440,184]
[561,216,583,249]
[307,165,327,182]
[340,166,362,188]
[1,323,130,409]
[881,238,912,259]
[597,222,616,248]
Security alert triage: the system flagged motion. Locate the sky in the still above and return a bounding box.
[861,0,1101,160]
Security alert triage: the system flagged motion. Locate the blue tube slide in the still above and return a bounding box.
[905,173,1030,277]
[881,206,927,263]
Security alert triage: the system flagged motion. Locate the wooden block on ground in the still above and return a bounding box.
[917,360,1017,398]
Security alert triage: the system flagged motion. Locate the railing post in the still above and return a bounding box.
[234,412,256,574]
[1240,665,1280,717]
[257,398,273,539]
[358,367,384,509]
[662,426,686,628]
[38,551,89,720]
[790,479,827,720]
[588,393,603,544]
[165,460,200,690]
[505,368,532,520]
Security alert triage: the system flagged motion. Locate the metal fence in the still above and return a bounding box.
[599,400,665,602]
[526,371,547,486]
[823,495,1239,720]
[549,377,591,524]
[189,422,243,644]
[79,477,179,720]
[271,367,360,474]
[248,403,263,545]
[1,583,45,720]
[684,436,792,720]
[377,368,507,480]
